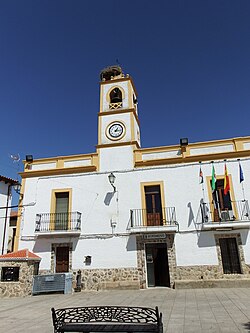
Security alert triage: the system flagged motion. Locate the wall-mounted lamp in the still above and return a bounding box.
[26,155,33,163]
[108,172,116,192]
[13,183,22,195]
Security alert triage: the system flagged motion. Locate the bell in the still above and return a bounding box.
[111,96,122,103]
[110,88,122,103]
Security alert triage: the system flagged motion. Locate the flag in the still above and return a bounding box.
[224,164,230,195]
[239,163,244,183]
[211,165,216,191]
[199,167,204,184]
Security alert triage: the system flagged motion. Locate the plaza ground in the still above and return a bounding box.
[1,288,250,332]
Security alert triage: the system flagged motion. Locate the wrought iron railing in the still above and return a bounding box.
[130,207,177,228]
[35,212,81,232]
[200,200,250,224]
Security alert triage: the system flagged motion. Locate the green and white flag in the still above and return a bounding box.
[211,164,216,191]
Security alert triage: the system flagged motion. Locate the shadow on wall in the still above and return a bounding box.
[187,202,195,227]
[33,238,79,253]
[187,201,204,230]
[104,192,115,206]
[126,235,137,252]
[197,231,217,248]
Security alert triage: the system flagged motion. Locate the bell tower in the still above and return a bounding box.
[97,66,141,172]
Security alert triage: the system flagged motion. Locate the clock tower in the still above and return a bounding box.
[97,66,141,172]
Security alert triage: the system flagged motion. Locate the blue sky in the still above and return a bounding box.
[0,0,250,181]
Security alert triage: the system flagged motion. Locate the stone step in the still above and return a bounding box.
[174,278,250,289]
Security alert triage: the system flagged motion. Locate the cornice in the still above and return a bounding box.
[20,165,97,179]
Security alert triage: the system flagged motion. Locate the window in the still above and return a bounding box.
[1,267,19,282]
[144,185,163,226]
[55,192,69,230]
[219,238,241,274]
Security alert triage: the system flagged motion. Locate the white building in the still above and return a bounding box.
[15,66,250,289]
[0,176,18,255]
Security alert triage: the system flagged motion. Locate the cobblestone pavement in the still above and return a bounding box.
[1,288,250,332]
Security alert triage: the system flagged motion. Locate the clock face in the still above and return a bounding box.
[107,122,125,140]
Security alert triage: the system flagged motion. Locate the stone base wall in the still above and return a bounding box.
[39,267,140,291]
[176,265,250,282]
[0,261,36,298]
[72,267,140,291]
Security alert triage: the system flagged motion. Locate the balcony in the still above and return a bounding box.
[200,200,250,230]
[35,212,81,236]
[129,207,178,234]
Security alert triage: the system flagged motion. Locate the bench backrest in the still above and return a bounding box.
[52,306,161,325]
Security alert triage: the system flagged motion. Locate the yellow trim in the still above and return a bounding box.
[56,160,64,168]
[96,141,140,149]
[106,85,125,103]
[98,115,102,145]
[130,112,135,141]
[50,189,72,230]
[92,153,99,172]
[206,174,238,221]
[140,181,166,226]
[128,80,133,109]
[135,136,250,155]
[233,140,243,151]
[20,165,96,179]
[100,82,103,113]
[100,76,138,96]
[14,178,26,251]
[98,108,140,127]
[22,152,98,165]
[135,150,250,168]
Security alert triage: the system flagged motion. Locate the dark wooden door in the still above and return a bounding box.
[219,238,241,274]
[56,246,69,273]
[145,185,162,226]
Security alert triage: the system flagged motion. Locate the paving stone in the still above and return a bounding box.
[1,288,250,332]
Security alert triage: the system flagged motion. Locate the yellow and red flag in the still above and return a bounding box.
[224,164,230,195]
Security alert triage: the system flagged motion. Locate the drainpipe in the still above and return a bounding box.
[2,184,12,255]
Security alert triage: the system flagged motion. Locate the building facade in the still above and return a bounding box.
[15,66,250,289]
[0,176,18,256]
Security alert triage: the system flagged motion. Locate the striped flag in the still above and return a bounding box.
[224,164,230,195]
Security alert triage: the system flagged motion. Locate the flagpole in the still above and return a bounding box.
[199,162,206,222]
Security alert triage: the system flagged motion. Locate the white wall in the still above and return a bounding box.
[0,182,12,254]
[19,156,250,270]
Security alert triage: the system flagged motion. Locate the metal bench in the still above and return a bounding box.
[51,305,163,333]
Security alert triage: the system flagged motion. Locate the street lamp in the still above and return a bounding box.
[108,173,116,192]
